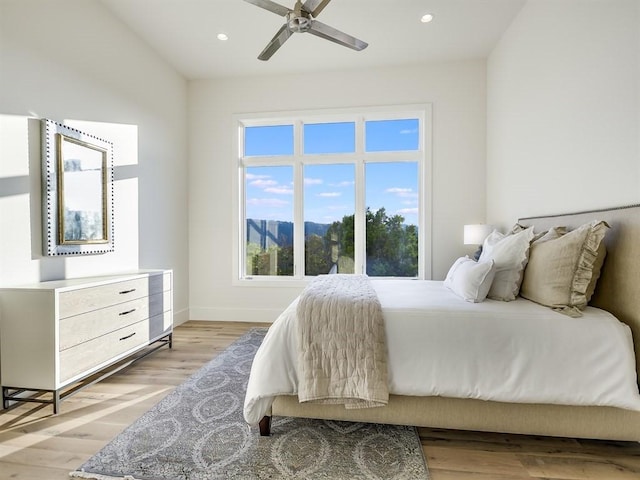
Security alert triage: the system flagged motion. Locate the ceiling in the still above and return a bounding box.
[100,0,527,80]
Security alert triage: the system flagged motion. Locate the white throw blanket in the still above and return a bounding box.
[296,274,389,409]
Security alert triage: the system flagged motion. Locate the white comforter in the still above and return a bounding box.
[243,280,640,425]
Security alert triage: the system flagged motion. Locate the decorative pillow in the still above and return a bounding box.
[479,227,535,301]
[531,226,568,244]
[511,223,554,243]
[444,256,468,284]
[509,223,527,234]
[520,221,609,316]
[444,256,496,303]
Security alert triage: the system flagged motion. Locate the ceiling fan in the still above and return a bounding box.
[243,0,368,61]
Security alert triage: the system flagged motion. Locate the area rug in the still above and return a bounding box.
[70,328,430,480]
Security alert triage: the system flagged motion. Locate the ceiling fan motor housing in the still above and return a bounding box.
[287,11,311,32]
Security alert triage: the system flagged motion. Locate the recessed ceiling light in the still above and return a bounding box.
[217,33,228,41]
[421,13,434,23]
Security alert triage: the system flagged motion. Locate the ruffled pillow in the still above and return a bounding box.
[444,256,496,303]
[531,226,567,244]
[479,227,535,301]
[520,220,609,316]
[511,223,561,243]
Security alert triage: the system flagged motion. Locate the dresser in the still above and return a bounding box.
[0,270,173,413]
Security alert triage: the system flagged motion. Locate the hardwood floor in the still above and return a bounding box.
[1,320,638,479]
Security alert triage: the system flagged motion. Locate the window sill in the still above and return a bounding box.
[233,275,424,287]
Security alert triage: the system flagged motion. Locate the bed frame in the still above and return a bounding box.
[260,204,640,441]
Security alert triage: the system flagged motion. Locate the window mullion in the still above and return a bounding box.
[354,116,366,275]
[293,161,305,279]
[354,160,366,274]
[293,120,305,279]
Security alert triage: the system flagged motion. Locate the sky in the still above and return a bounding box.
[244,119,419,225]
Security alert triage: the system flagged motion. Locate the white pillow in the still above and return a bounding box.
[444,256,468,284]
[444,256,496,303]
[479,227,534,301]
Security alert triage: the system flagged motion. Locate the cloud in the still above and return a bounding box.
[386,187,418,199]
[249,179,278,188]
[386,187,412,194]
[329,180,355,187]
[318,192,341,197]
[246,173,271,180]
[246,198,289,207]
[304,177,323,186]
[264,187,293,195]
[396,207,418,215]
[399,128,418,135]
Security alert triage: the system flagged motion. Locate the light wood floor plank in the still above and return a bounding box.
[1,320,638,480]
[424,470,533,480]
[423,445,530,477]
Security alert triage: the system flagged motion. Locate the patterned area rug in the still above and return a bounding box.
[70,328,430,479]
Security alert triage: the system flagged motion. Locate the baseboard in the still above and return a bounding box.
[188,306,279,323]
[173,307,190,326]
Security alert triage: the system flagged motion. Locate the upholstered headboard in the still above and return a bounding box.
[519,204,640,377]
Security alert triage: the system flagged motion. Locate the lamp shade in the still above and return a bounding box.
[464,224,494,245]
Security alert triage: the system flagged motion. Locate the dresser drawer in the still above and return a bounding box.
[59,291,171,351]
[59,320,149,383]
[59,274,168,318]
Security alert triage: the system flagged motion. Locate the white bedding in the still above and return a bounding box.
[243,280,640,425]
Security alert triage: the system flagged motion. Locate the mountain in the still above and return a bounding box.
[246,219,330,248]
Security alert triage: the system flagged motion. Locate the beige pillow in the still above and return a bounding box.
[511,223,555,243]
[531,226,568,244]
[520,221,609,315]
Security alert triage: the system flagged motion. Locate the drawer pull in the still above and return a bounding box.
[119,332,137,341]
[119,288,136,295]
[119,308,137,316]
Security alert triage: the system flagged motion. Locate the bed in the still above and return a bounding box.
[244,204,640,441]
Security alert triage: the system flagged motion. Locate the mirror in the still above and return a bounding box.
[42,119,114,256]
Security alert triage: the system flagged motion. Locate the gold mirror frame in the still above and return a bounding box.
[42,119,114,256]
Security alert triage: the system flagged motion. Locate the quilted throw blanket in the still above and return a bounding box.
[296,274,389,409]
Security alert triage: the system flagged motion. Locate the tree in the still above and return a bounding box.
[305,234,331,275]
[248,207,418,277]
[247,242,293,276]
[326,208,418,277]
[325,215,355,273]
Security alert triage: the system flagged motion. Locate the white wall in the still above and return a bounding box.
[0,0,189,322]
[189,61,487,322]
[487,0,640,229]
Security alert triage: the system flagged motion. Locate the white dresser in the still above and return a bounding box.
[0,270,173,413]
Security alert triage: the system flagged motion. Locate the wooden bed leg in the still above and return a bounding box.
[259,415,272,436]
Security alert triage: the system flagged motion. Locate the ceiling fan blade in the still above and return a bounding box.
[302,0,332,17]
[258,24,293,61]
[307,20,368,51]
[243,0,291,17]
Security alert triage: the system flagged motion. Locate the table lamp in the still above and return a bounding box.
[464,224,494,260]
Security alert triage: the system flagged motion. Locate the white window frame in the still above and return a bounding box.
[232,104,433,286]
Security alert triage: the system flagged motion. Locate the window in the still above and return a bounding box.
[245,165,294,276]
[304,163,355,276]
[365,162,419,276]
[236,105,431,283]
